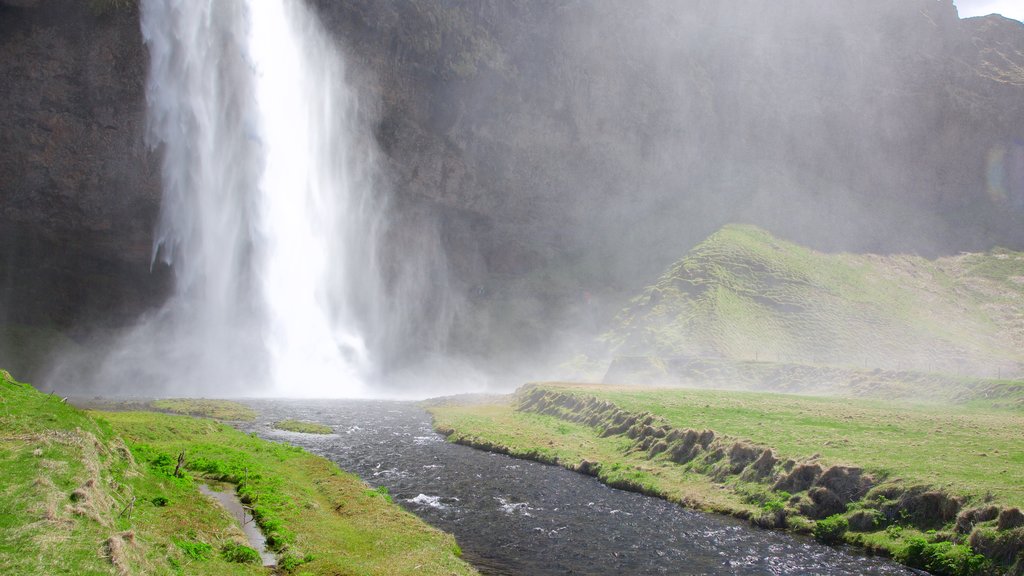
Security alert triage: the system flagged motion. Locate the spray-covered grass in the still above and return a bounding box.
[600,224,1024,379]
[273,419,333,434]
[430,382,1024,574]
[0,370,475,575]
[150,398,257,421]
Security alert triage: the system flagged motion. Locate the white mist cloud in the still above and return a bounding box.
[955,0,1024,22]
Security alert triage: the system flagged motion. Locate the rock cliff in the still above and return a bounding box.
[2,0,1023,379]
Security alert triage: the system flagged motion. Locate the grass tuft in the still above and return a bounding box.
[273,419,333,434]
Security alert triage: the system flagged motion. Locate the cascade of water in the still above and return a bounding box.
[129,0,380,396]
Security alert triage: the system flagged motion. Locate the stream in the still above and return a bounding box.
[239,400,917,575]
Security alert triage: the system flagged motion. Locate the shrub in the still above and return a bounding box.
[173,539,212,561]
[367,485,393,503]
[221,542,261,564]
[151,495,169,507]
[278,553,315,572]
[895,537,990,576]
[813,514,849,544]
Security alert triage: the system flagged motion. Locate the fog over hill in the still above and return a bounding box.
[1,0,1023,387]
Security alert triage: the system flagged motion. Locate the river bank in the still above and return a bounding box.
[429,382,1024,576]
[0,369,475,575]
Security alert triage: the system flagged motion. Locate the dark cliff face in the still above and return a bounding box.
[2,0,1024,379]
[0,0,165,333]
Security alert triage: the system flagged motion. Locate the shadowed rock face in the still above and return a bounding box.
[2,0,1024,379]
[0,1,165,333]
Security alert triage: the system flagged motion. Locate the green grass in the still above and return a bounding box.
[273,419,333,435]
[430,382,1024,574]
[599,224,1024,380]
[150,399,257,422]
[0,369,476,575]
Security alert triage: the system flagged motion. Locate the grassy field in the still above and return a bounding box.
[430,382,1024,575]
[593,224,1024,381]
[0,369,476,575]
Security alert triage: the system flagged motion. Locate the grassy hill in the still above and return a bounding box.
[597,224,1024,381]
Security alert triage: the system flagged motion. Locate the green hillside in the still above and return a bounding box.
[599,224,1024,380]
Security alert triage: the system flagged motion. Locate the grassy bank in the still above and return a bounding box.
[0,369,475,575]
[149,398,258,421]
[273,419,333,434]
[430,382,1024,575]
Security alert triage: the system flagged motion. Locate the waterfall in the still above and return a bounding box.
[123,0,382,396]
[41,0,464,398]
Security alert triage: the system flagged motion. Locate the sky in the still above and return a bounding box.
[955,0,1024,22]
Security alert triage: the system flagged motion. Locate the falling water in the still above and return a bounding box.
[102,0,385,397]
[44,0,463,398]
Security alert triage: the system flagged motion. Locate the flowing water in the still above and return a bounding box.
[241,401,917,576]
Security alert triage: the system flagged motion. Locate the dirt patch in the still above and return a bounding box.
[957,505,1001,534]
[999,508,1024,531]
[773,463,822,493]
[969,526,1024,566]
[874,485,962,529]
[727,442,763,474]
[849,509,883,532]
[104,532,133,576]
[814,466,875,503]
[740,449,778,481]
[805,487,845,519]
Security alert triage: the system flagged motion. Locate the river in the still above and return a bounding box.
[238,400,917,576]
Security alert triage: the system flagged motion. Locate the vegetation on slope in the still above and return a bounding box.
[595,224,1024,380]
[0,369,475,575]
[431,383,1024,575]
